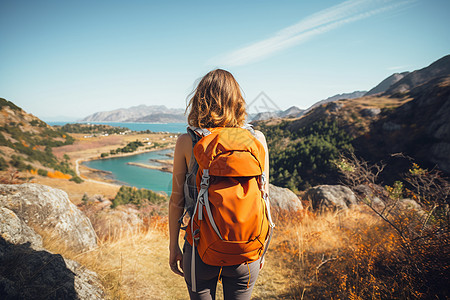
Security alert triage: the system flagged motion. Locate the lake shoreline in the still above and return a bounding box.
[78,146,175,192]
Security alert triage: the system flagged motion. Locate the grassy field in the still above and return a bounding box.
[41,206,421,299]
[7,130,447,299]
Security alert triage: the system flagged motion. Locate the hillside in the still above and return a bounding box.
[81,104,186,123]
[358,76,450,174]
[0,98,79,181]
[254,54,450,190]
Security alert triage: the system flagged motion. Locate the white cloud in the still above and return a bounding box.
[211,0,414,67]
[387,65,410,71]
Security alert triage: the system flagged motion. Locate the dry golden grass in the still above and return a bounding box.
[27,174,120,204]
[42,205,447,299]
[269,207,389,299]
[40,214,293,299]
[39,208,378,299]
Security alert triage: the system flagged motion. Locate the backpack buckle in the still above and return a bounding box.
[200,169,210,188]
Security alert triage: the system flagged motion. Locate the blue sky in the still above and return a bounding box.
[0,0,449,121]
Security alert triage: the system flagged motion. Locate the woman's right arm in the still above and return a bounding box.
[168,133,191,276]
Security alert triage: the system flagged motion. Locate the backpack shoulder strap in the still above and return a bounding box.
[188,125,211,139]
[241,123,256,135]
[179,126,210,227]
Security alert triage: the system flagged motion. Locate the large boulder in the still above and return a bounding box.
[306,185,357,211]
[0,206,105,299]
[0,236,105,299]
[0,184,97,252]
[269,184,303,211]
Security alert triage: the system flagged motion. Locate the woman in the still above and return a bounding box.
[169,69,270,300]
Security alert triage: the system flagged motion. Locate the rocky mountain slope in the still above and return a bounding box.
[305,90,367,113]
[386,54,450,94]
[254,54,450,190]
[365,72,409,95]
[81,104,186,123]
[357,76,450,173]
[248,105,305,122]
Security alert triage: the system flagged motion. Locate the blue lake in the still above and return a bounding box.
[50,122,187,194]
[83,149,174,195]
[48,122,187,133]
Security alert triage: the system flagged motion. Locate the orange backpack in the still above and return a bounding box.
[185,125,275,292]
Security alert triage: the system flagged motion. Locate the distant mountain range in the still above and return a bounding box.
[80,105,186,123]
[76,55,450,125]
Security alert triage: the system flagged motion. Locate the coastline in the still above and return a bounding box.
[76,146,175,185]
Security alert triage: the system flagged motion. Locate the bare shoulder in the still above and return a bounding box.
[253,130,267,144]
[253,130,268,153]
[176,133,191,144]
[175,133,192,154]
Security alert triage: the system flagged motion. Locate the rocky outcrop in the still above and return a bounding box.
[0,186,105,299]
[306,185,357,211]
[269,184,303,211]
[0,184,97,252]
[0,236,105,299]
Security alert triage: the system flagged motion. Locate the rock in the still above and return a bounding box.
[0,207,43,249]
[352,185,425,217]
[306,185,357,211]
[397,199,425,216]
[0,183,97,252]
[0,236,105,299]
[354,184,386,212]
[360,108,381,117]
[81,201,145,239]
[269,184,303,211]
[65,258,105,299]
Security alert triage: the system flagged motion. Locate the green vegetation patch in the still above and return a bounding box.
[112,186,167,208]
[57,123,130,134]
[102,140,144,157]
[0,98,21,111]
[256,119,354,191]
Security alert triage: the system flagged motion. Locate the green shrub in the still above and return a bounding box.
[0,156,8,170]
[38,169,48,176]
[10,155,27,171]
[69,176,84,184]
[112,186,167,208]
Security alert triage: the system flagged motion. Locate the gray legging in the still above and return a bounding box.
[182,242,260,300]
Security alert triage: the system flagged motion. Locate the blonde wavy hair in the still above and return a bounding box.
[186,69,247,128]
